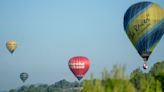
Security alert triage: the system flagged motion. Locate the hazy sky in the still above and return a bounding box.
[0,0,164,90]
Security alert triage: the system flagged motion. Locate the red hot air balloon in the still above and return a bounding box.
[68,56,90,81]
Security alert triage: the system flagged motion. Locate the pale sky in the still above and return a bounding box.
[0,0,164,90]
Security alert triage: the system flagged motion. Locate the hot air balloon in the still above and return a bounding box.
[6,40,17,54]
[124,1,164,69]
[20,72,28,83]
[68,56,90,81]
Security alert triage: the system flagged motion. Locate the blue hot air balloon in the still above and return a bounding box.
[124,1,164,69]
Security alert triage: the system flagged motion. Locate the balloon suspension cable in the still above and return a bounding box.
[78,80,81,92]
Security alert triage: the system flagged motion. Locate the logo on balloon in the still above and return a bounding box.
[133,14,151,32]
[69,62,85,69]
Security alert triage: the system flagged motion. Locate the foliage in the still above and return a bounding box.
[8,61,164,92]
[82,65,136,92]
[82,61,164,92]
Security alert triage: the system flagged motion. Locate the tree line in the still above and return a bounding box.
[8,61,164,92]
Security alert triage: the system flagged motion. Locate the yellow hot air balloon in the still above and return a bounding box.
[124,1,164,69]
[6,40,17,54]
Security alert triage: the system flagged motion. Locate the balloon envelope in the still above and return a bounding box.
[6,40,17,54]
[20,72,28,83]
[68,56,90,81]
[124,1,164,61]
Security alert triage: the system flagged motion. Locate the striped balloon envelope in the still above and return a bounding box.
[124,1,164,61]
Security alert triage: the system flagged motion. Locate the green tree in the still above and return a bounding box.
[82,73,104,92]
[82,65,136,92]
[150,61,164,91]
[104,65,136,92]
